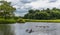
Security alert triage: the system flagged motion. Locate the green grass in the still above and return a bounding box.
[0,18,25,24]
[0,18,16,24]
[0,18,60,24]
[24,19,60,23]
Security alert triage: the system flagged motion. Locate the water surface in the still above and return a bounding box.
[0,22,60,35]
[13,22,60,35]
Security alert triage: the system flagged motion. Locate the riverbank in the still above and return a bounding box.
[0,18,60,24]
[0,18,16,24]
[24,19,60,23]
[0,18,26,24]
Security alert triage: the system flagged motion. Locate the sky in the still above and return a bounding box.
[2,0,60,16]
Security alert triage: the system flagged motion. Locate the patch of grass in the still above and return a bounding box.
[0,18,16,24]
[0,18,60,24]
[24,19,60,23]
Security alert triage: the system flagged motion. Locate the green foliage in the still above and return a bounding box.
[34,12,50,19]
[0,18,16,24]
[24,8,60,20]
[28,9,35,13]
[0,1,16,18]
[17,18,25,23]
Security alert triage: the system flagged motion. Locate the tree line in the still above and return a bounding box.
[24,8,60,20]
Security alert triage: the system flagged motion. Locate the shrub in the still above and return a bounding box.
[17,19,25,23]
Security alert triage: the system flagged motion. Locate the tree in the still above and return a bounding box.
[50,11,60,19]
[46,8,51,13]
[34,12,50,19]
[0,1,16,18]
[24,8,60,20]
[35,9,40,12]
[28,9,35,13]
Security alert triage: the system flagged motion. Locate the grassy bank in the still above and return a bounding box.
[0,18,16,24]
[0,18,60,24]
[24,19,60,23]
[0,18,26,24]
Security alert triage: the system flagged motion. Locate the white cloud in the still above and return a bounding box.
[4,0,60,9]
[26,0,60,9]
[4,0,60,16]
[26,0,48,9]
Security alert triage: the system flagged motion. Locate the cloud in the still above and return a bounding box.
[4,0,60,16]
[49,0,57,3]
[20,0,37,4]
[26,0,60,9]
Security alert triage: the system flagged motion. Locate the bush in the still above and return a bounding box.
[17,19,25,23]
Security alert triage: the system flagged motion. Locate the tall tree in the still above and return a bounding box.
[0,1,16,18]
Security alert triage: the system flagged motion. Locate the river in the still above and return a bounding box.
[0,22,60,35]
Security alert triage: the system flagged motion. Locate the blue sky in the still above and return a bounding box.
[4,0,60,16]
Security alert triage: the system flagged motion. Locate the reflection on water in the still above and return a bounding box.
[0,24,14,35]
[0,22,60,35]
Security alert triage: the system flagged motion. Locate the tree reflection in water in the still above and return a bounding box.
[0,24,14,35]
